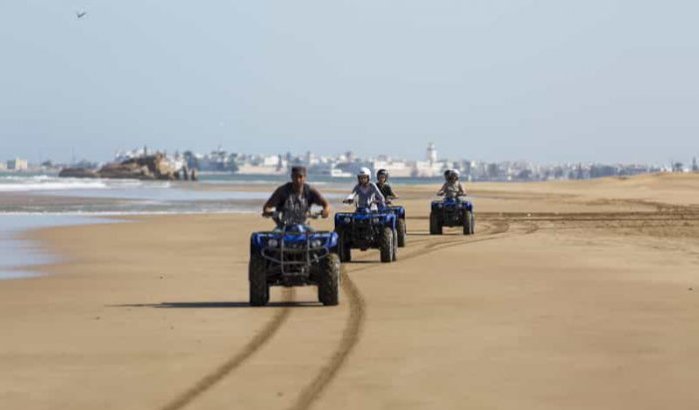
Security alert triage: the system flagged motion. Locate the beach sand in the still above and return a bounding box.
[2,173,699,409]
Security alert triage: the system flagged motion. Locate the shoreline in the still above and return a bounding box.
[3,172,699,281]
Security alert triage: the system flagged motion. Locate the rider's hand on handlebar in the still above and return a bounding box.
[342,199,354,204]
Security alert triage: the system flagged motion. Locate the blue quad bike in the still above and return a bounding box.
[249,212,341,306]
[334,206,398,263]
[381,203,407,247]
[429,196,475,235]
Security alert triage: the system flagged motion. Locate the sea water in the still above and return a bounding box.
[0,173,345,279]
[0,215,116,280]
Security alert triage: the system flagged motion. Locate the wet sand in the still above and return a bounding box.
[2,173,699,409]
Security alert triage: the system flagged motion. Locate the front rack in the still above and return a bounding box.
[260,231,331,275]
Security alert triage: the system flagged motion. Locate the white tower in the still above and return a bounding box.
[427,142,437,163]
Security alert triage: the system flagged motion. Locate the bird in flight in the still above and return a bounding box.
[76,10,87,19]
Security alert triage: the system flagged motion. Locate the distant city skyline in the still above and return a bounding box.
[5,143,694,182]
[1,141,696,168]
[1,1,698,164]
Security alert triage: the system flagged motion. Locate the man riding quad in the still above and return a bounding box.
[249,166,339,306]
[375,169,397,204]
[343,167,386,209]
[430,169,474,235]
[375,168,407,247]
[335,167,398,262]
[437,169,466,199]
[262,166,331,225]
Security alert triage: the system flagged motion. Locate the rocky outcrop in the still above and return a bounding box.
[59,153,193,181]
[58,168,99,178]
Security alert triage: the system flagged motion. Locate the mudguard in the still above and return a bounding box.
[250,225,338,252]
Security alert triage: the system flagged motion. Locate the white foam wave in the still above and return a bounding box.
[0,175,173,192]
[0,180,111,192]
[0,210,256,216]
[0,175,54,182]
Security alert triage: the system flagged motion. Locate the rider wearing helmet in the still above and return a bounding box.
[437,169,466,199]
[344,167,386,209]
[262,166,331,226]
[375,169,397,204]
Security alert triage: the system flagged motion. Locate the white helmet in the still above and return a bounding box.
[452,169,460,178]
[357,167,371,179]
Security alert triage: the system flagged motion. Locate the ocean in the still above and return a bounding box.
[0,172,441,279]
[0,173,274,279]
[0,173,388,279]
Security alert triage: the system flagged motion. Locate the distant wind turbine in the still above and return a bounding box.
[76,10,87,19]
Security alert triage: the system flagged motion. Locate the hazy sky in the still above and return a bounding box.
[1,0,698,164]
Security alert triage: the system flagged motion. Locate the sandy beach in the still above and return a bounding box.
[2,173,699,410]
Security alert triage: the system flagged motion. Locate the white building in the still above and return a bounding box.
[371,159,413,177]
[236,155,287,175]
[427,142,438,163]
[414,160,447,178]
[236,164,286,175]
[7,158,29,171]
[262,155,285,168]
[0,161,6,170]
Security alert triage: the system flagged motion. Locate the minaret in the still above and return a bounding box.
[427,142,437,163]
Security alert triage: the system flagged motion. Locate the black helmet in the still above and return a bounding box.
[443,169,452,180]
[376,169,389,179]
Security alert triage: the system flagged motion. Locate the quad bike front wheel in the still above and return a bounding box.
[429,212,442,235]
[249,254,269,306]
[318,253,341,306]
[397,218,407,247]
[463,210,475,235]
[336,230,351,262]
[380,227,394,263]
[392,228,398,261]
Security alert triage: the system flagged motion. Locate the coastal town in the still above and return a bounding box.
[2,142,698,181]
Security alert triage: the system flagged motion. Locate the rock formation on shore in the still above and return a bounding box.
[59,153,195,181]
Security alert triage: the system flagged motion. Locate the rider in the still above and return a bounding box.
[344,167,386,210]
[375,169,397,205]
[437,169,466,199]
[262,166,331,226]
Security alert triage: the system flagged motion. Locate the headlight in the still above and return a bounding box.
[344,217,351,223]
[437,204,443,208]
[268,239,279,247]
[311,240,322,248]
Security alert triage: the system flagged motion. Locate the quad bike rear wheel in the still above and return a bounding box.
[318,253,341,306]
[249,253,269,306]
[397,218,407,247]
[380,227,394,263]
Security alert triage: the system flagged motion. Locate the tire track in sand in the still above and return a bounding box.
[159,288,296,410]
[161,218,523,410]
[285,218,524,410]
[285,269,365,410]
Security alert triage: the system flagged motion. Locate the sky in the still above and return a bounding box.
[0,0,698,164]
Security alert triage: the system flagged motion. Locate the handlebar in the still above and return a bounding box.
[437,192,467,198]
[343,198,384,205]
[262,210,324,220]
